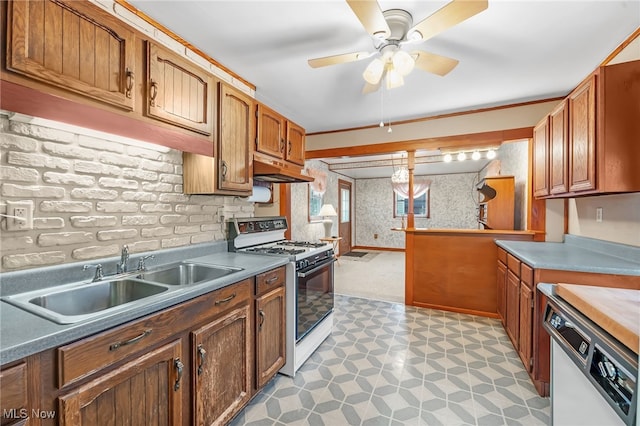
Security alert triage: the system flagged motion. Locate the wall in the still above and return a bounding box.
[289,160,354,243]
[568,193,640,247]
[356,173,479,249]
[478,139,529,230]
[0,113,253,272]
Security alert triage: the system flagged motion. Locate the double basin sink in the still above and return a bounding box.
[3,262,243,324]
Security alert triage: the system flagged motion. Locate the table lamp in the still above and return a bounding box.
[318,204,337,237]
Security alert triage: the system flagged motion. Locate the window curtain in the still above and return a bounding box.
[306,168,327,194]
[392,176,431,198]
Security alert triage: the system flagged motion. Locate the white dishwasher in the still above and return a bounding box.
[539,283,637,426]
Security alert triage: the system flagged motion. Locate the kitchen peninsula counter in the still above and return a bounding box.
[403,228,537,316]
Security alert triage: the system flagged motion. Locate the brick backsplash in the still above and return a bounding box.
[0,113,253,272]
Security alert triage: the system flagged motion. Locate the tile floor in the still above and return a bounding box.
[231,295,550,425]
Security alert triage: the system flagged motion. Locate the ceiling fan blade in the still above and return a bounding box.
[409,0,488,42]
[412,50,459,76]
[308,51,373,68]
[346,0,390,38]
[362,79,382,94]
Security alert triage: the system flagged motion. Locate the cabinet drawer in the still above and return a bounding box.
[521,263,534,288]
[497,247,507,264]
[256,266,285,296]
[58,279,251,388]
[507,254,521,277]
[0,362,27,425]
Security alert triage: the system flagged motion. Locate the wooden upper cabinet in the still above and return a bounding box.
[532,117,549,197]
[6,0,135,110]
[534,60,640,199]
[146,42,214,135]
[568,75,597,193]
[218,82,254,193]
[286,121,306,166]
[256,104,286,158]
[549,100,569,195]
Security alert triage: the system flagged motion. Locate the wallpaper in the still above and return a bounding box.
[479,140,529,230]
[355,173,480,249]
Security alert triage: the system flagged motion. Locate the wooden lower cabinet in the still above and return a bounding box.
[0,362,29,426]
[255,286,286,389]
[58,339,183,425]
[517,283,533,372]
[496,261,507,327]
[192,304,252,426]
[496,245,640,397]
[505,270,520,347]
[0,274,289,425]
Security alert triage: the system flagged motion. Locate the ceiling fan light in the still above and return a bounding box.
[386,68,404,89]
[392,50,415,76]
[363,58,385,84]
[407,30,423,42]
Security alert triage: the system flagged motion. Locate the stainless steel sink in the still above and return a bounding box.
[3,278,169,324]
[137,262,242,286]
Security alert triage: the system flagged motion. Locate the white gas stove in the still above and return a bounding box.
[228,217,335,377]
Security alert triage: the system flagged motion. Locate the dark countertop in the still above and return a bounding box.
[0,245,288,365]
[496,235,640,276]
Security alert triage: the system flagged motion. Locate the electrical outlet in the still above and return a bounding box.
[374,233,378,239]
[6,201,33,231]
[596,207,603,223]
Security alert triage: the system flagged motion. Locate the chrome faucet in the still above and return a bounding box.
[83,264,104,282]
[117,245,129,274]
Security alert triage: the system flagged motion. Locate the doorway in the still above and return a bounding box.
[338,179,352,255]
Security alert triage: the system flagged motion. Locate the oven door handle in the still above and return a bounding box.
[297,259,335,278]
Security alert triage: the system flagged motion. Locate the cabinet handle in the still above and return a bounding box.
[174,358,184,391]
[149,80,158,106]
[109,329,152,351]
[280,138,285,153]
[221,161,228,181]
[125,68,134,99]
[265,276,279,285]
[214,293,236,305]
[258,310,265,331]
[197,345,206,376]
[288,140,292,156]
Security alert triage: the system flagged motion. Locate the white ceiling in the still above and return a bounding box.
[127,0,639,178]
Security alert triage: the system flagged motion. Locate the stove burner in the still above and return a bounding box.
[246,247,306,255]
[283,240,328,248]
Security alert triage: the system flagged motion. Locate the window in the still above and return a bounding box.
[308,188,323,222]
[394,191,429,218]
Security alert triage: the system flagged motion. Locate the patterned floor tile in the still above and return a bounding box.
[231,295,550,425]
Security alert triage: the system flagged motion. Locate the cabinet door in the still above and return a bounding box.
[532,117,549,197]
[58,340,183,426]
[1,362,29,426]
[256,286,286,389]
[496,261,507,326]
[218,83,254,193]
[568,76,597,192]
[549,100,569,194]
[286,121,306,166]
[505,271,520,348]
[256,104,286,159]
[192,304,252,426]
[146,42,214,135]
[518,284,533,372]
[6,0,135,110]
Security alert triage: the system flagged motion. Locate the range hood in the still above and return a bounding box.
[253,159,313,183]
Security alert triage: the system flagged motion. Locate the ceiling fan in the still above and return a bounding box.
[308,0,488,93]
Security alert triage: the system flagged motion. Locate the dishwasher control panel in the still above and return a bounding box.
[590,345,636,417]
